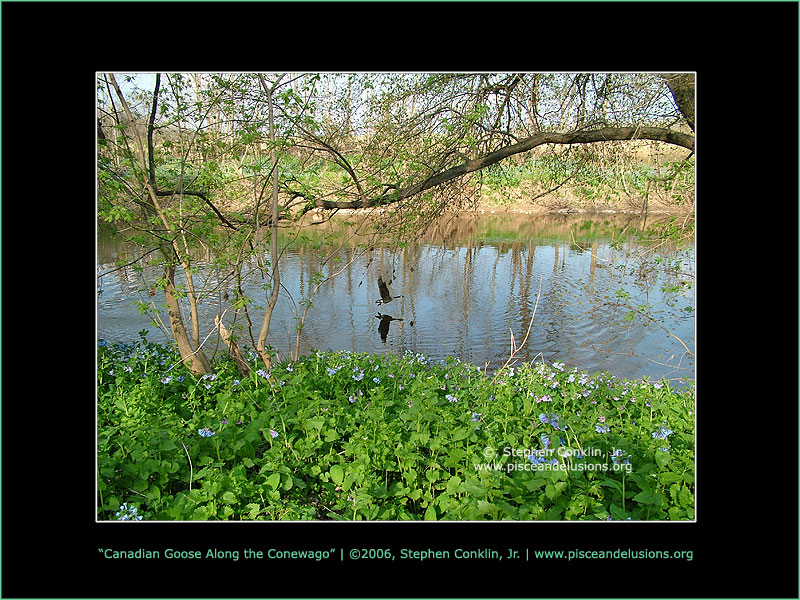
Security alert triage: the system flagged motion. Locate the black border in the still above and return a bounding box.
[2,2,798,598]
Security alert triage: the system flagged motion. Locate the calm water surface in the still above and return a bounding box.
[97,213,695,384]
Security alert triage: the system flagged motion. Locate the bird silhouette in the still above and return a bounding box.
[376,313,403,343]
[376,276,402,305]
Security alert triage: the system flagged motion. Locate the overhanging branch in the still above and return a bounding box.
[154,188,239,231]
[310,126,694,211]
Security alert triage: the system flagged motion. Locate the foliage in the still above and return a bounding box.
[479,152,694,208]
[98,337,694,521]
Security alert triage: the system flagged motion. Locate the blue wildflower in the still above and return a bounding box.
[596,424,610,434]
[115,502,143,521]
[652,426,674,440]
[446,394,458,403]
[527,452,546,465]
[611,449,631,466]
[269,429,279,438]
[327,367,339,376]
[98,339,108,347]
[373,377,381,384]
[198,427,215,437]
[539,413,549,424]
[256,369,269,379]
[352,369,364,381]
[160,376,173,384]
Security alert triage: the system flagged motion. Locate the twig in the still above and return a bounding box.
[606,301,694,357]
[491,275,542,384]
[182,442,193,492]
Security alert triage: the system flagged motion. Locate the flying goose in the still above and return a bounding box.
[376,276,402,305]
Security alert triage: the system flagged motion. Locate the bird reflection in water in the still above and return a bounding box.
[375,313,403,343]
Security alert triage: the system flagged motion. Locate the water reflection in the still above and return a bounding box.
[375,313,403,343]
[97,213,694,384]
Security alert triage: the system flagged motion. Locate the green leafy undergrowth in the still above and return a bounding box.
[97,337,694,521]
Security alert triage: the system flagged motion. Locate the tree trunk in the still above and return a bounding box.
[255,73,286,370]
[164,264,212,376]
[108,73,212,374]
[216,315,251,378]
[659,73,695,132]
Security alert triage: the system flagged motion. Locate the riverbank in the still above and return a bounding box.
[98,338,695,521]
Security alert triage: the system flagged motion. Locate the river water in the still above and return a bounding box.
[97,212,695,384]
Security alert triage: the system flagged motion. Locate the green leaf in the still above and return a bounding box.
[609,503,629,520]
[678,485,693,508]
[494,498,520,519]
[221,491,237,505]
[330,465,344,486]
[633,490,658,505]
[445,475,462,495]
[523,477,548,492]
[598,478,622,492]
[450,427,468,441]
[658,471,682,485]
[305,417,325,431]
[424,503,438,521]
[462,478,488,498]
[266,472,281,490]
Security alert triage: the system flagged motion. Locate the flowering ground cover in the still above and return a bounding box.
[97,336,694,520]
